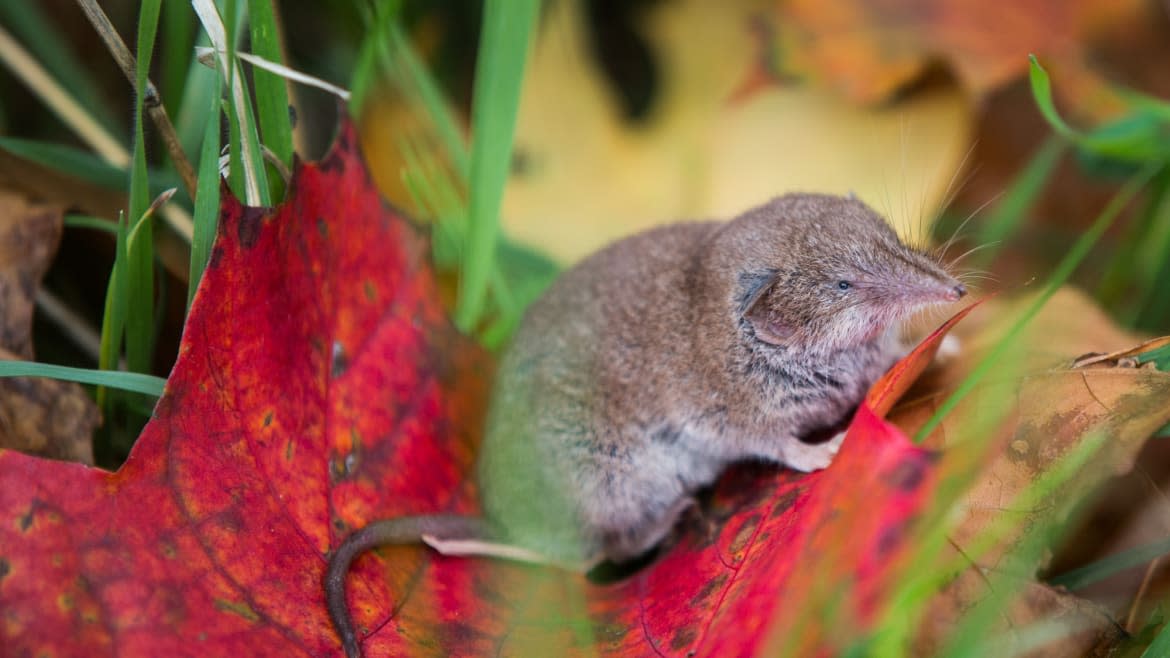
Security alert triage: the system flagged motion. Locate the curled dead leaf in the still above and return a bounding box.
[916,578,1124,657]
[888,288,1170,654]
[1072,335,1170,369]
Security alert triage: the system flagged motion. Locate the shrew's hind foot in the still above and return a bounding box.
[422,535,604,573]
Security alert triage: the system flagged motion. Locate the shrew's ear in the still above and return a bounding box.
[740,271,793,346]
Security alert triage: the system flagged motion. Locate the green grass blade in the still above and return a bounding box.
[1141,618,1170,658]
[159,0,196,111]
[98,212,129,406]
[384,21,470,177]
[1134,171,1170,328]
[358,2,557,345]
[224,87,246,199]
[397,128,465,259]
[219,0,247,189]
[173,29,216,158]
[127,194,167,251]
[1097,167,1170,316]
[0,360,165,397]
[225,0,270,207]
[0,136,127,189]
[193,0,270,206]
[975,136,1065,266]
[247,0,293,169]
[350,0,402,115]
[348,27,378,113]
[1028,56,1082,143]
[64,214,119,234]
[1050,535,1170,590]
[891,432,1108,658]
[0,137,184,195]
[125,0,163,376]
[354,5,470,186]
[1029,56,1170,163]
[914,164,1158,443]
[454,0,540,331]
[190,67,223,304]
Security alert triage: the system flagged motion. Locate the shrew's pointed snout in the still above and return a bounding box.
[946,283,967,302]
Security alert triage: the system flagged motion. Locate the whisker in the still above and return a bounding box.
[953,272,999,283]
[935,162,980,225]
[894,115,909,246]
[937,141,979,211]
[930,143,980,247]
[955,276,998,287]
[934,193,1000,266]
[946,241,1001,267]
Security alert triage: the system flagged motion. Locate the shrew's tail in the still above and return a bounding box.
[324,515,491,658]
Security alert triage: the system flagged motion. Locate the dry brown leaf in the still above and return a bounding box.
[906,366,1169,652]
[0,190,64,359]
[887,288,1170,654]
[0,347,99,464]
[0,188,98,463]
[775,0,1141,116]
[908,286,1148,395]
[916,578,1124,657]
[1072,336,1170,369]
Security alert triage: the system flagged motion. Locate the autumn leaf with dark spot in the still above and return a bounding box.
[0,119,489,656]
[0,116,970,657]
[7,115,1157,658]
[891,291,1170,655]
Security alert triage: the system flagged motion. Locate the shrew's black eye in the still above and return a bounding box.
[837,280,852,290]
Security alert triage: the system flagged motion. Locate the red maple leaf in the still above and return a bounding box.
[0,117,970,657]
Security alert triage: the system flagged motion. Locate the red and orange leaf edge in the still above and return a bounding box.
[0,118,975,657]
